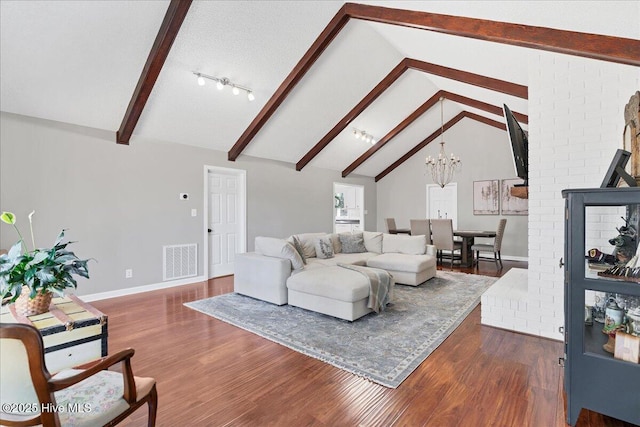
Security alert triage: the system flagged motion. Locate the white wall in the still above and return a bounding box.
[376,117,529,258]
[0,112,376,297]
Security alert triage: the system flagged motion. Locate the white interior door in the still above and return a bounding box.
[426,183,458,229]
[208,170,243,278]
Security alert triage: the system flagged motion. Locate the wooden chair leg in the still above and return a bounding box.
[148,384,158,427]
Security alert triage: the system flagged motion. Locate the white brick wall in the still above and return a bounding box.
[482,52,639,341]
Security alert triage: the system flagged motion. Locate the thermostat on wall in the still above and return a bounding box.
[179,193,189,200]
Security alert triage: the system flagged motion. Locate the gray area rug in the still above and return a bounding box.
[185,271,497,388]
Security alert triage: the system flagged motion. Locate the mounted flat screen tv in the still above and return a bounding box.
[503,104,528,187]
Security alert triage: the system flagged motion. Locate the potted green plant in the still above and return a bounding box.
[0,211,91,316]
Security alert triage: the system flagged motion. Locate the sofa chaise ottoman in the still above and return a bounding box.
[286,265,395,321]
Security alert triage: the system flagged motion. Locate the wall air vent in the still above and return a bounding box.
[163,244,197,281]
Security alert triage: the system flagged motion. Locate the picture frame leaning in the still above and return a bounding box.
[501,178,528,215]
[473,180,499,215]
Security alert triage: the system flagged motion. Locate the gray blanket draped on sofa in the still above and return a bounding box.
[337,263,393,313]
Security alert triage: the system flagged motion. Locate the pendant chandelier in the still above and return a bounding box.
[425,97,461,188]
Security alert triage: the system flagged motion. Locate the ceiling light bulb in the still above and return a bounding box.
[216,81,224,91]
[197,75,205,86]
[232,86,240,95]
[371,138,376,145]
[247,91,255,101]
[354,131,360,139]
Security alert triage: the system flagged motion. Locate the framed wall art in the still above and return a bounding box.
[473,180,499,215]
[501,178,528,215]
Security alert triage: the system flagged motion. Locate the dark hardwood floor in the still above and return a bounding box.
[91,261,633,426]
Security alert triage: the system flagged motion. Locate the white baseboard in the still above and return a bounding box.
[78,275,207,302]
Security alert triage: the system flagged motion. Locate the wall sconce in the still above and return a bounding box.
[353,128,376,145]
[193,72,255,101]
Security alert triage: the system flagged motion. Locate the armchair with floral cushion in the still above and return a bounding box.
[0,323,157,427]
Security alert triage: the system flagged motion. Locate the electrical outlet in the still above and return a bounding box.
[191,208,197,217]
[125,269,133,279]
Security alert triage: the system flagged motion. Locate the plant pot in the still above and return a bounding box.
[14,286,53,316]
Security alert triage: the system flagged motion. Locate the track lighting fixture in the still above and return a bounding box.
[352,128,376,145]
[193,72,255,101]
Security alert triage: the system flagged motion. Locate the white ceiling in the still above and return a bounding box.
[1,1,638,178]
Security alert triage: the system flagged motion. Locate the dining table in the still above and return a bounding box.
[390,228,411,235]
[453,229,497,267]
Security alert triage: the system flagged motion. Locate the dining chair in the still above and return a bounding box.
[410,219,431,245]
[0,323,158,427]
[385,218,398,234]
[430,219,462,268]
[472,218,507,269]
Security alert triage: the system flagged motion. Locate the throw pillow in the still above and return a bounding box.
[339,232,367,253]
[291,235,307,265]
[328,233,342,254]
[382,234,427,255]
[290,232,326,258]
[255,236,305,270]
[314,236,335,259]
[363,231,383,254]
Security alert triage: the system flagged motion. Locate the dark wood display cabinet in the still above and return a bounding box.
[562,187,640,426]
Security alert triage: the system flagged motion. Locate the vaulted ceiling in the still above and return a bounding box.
[1,1,638,180]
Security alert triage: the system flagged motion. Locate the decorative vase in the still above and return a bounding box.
[14,286,53,316]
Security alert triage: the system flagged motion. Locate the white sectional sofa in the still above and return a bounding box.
[234,231,437,320]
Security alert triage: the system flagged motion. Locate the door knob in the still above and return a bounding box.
[208,228,212,233]
[558,257,564,268]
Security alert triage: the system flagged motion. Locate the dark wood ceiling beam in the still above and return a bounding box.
[342,90,443,177]
[375,111,466,182]
[343,91,527,178]
[406,59,528,99]
[465,111,508,130]
[442,91,528,124]
[227,5,350,160]
[116,0,192,145]
[295,59,408,171]
[345,3,640,67]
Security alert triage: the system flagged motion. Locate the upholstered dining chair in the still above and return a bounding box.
[472,218,507,269]
[430,219,462,268]
[385,218,398,234]
[0,323,157,427]
[410,219,431,245]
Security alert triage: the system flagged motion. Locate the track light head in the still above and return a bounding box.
[247,91,255,101]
